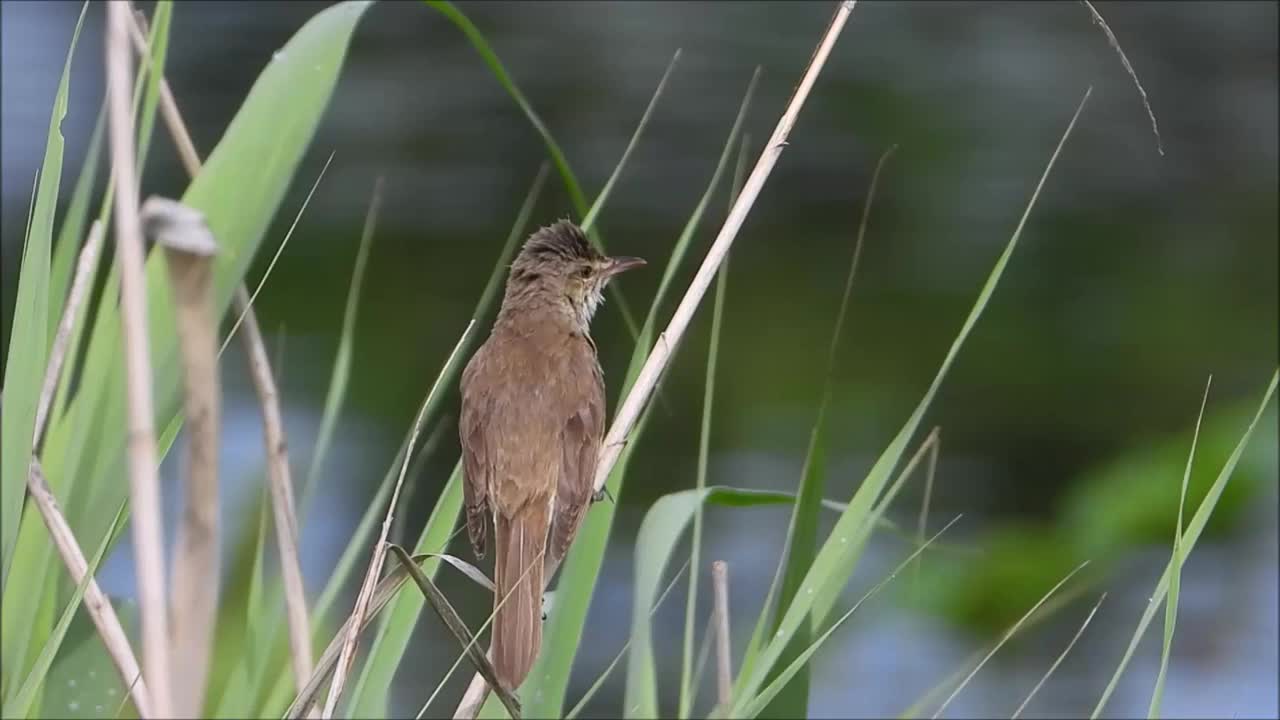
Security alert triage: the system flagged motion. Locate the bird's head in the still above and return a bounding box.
[502,219,646,328]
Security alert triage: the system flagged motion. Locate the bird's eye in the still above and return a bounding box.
[577,266,592,279]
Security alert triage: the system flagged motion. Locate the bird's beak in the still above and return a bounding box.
[603,256,646,278]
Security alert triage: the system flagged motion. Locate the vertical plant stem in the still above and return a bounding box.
[104,2,171,714]
[146,197,221,718]
[711,560,733,712]
[238,285,314,691]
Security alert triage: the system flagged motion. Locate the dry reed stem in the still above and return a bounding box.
[238,284,315,690]
[26,459,153,718]
[33,220,105,450]
[711,561,732,711]
[104,2,172,714]
[454,5,858,716]
[321,321,477,719]
[144,197,221,718]
[124,10,317,692]
[1080,0,1163,155]
[591,0,857,494]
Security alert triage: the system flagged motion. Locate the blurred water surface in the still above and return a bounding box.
[2,1,1276,717]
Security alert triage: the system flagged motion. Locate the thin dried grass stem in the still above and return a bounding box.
[238,285,315,690]
[27,459,153,718]
[592,0,857,494]
[33,220,105,451]
[146,197,221,718]
[321,321,477,719]
[105,2,171,714]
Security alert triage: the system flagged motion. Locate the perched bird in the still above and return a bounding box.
[459,219,645,692]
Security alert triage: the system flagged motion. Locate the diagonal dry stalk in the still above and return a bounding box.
[145,197,221,718]
[104,2,172,714]
[124,7,318,692]
[321,321,477,719]
[591,0,857,495]
[453,3,859,717]
[26,459,153,717]
[33,220,105,451]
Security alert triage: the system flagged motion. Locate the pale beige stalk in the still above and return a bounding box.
[711,561,732,711]
[145,197,221,718]
[104,2,171,714]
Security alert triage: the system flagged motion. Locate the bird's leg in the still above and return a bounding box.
[591,485,615,505]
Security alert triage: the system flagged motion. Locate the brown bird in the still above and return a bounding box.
[459,219,645,692]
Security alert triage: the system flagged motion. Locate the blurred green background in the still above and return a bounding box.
[2,1,1276,717]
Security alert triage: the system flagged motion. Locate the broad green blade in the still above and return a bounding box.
[4,501,126,718]
[0,0,87,594]
[1092,369,1277,719]
[623,488,797,718]
[1,5,91,696]
[518,68,759,720]
[47,101,106,340]
[731,90,1093,715]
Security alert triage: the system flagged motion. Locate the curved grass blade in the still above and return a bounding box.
[732,90,1094,715]
[0,0,88,590]
[422,0,651,338]
[623,487,795,717]
[298,174,383,514]
[565,560,690,720]
[1091,369,1278,719]
[580,49,680,232]
[930,562,1090,719]
[1011,592,1107,719]
[1146,376,1211,719]
[677,131,750,720]
[758,143,893,719]
[739,518,962,719]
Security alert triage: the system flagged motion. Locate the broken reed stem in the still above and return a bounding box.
[27,459,153,718]
[145,197,221,718]
[591,0,857,495]
[238,285,315,691]
[33,220,105,451]
[711,561,732,711]
[321,321,476,719]
[125,8,317,693]
[104,2,172,715]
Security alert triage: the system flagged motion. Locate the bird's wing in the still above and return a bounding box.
[548,365,604,574]
[460,352,490,559]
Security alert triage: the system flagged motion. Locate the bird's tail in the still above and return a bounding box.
[492,500,549,692]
